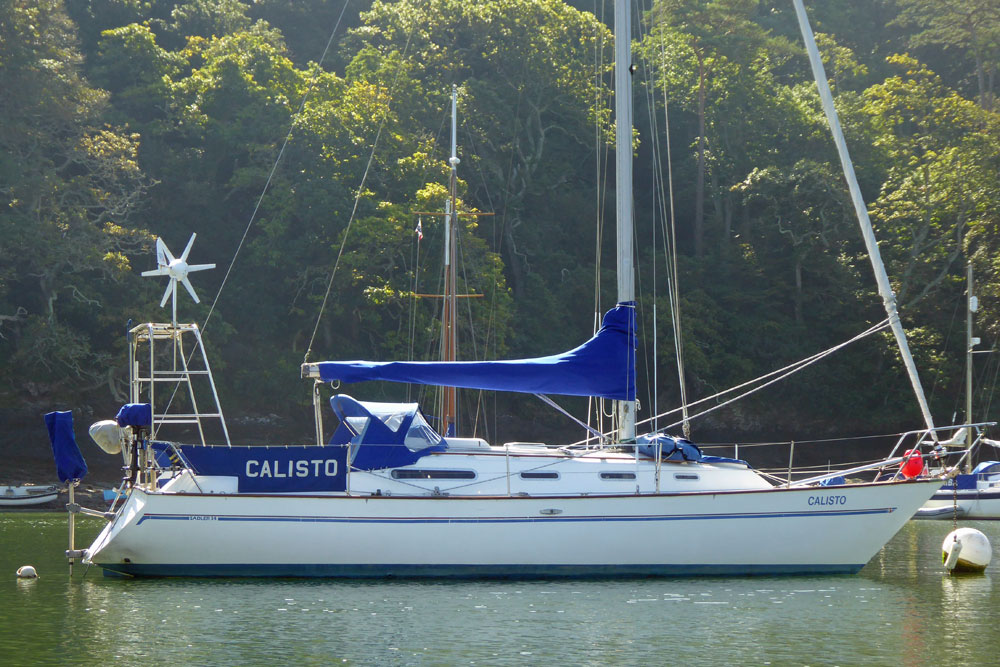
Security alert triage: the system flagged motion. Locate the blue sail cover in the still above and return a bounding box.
[45,410,88,483]
[316,303,636,400]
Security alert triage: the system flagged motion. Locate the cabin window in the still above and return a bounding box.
[674,473,699,481]
[390,469,476,480]
[600,472,636,480]
[520,471,559,480]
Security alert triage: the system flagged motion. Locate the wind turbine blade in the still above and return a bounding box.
[180,233,197,262]
[141,267,171,277]
[160,281,175,308]
[180,276,201,304]
[186,263,216,273]
[156,238,174,265]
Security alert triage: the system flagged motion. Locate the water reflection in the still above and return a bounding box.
[3,514,1000,665]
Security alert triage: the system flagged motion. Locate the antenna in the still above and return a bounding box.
[141,233,216,326]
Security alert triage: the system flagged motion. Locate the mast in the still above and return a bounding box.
[614,0,636,441]
[440,84,460,437]
[967,263,977,472]
[792,0,937,436]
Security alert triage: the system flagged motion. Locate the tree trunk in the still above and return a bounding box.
[794,255,803,325]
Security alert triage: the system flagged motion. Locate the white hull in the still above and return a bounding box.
[0,486,59,507]
[85,478,940,577]
[915,493,1000,520]
[914,466,1000,520]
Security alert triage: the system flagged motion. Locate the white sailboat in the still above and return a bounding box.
[75,1,953,577]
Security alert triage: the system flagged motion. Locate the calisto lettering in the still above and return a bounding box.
[808,495,847,506]
[245,459,339,478]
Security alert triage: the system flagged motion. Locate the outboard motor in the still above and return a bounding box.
[114,404,153,487]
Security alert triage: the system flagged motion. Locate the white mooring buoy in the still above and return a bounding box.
[942,528,992,574]
[16,565,38,579]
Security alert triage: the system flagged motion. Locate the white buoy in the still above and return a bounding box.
[942,528,992,574]
[16,565,38,579]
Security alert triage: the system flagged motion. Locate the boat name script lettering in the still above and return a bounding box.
[808,495,847,506]
[245,459,339,478]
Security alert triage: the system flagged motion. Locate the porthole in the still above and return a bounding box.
[391,469,476,480]
[600,472,637,480]
[520,471,560,480]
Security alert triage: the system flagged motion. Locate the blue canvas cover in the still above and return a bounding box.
[635,434,749,467]
[146,395,443,489]
[944,461,1000,491]
[329,395,447,471]
[116,403,152,428]
[973,461,1000,476]
[636,434,704,462]
[45,410,88,483]
[316,303,636,400]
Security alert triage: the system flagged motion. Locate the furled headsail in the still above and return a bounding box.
[304,303,636,401]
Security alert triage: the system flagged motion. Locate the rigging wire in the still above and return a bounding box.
[569,318,891,445]
[304,16,419,364]
[153,0,352,432]
[657,33,689,438]
[648,319,893,433]
[625,0,689,439]
[203,0,352,339]
[459,119,502,442]
[406,109,453,404]
[588,0,611,441]
[406,216,422,402]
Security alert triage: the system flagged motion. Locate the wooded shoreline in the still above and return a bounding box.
[3,1,999,446]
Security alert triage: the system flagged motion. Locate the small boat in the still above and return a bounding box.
[0,485,60,507]
[915,460,1000,520]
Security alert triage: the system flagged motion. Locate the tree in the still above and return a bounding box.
[895,0,1000,112]
[0,0,153,404]
[646,0,770,257]
[349,0,613,353]
[863,56,995,312]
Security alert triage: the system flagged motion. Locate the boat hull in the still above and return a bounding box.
[86,478,941,578]
[915,467,1000,519]
[915,491,1000,520]
[0,486,60,507]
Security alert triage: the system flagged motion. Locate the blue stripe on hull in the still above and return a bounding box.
[101,562,865,579]
[931,491,1000,501]
[135,506,895,526]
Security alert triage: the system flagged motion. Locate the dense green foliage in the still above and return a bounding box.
[2,0,999,442]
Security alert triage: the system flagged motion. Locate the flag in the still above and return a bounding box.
[415,218,423,240]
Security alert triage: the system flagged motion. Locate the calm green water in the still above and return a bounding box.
[2,513,999,666]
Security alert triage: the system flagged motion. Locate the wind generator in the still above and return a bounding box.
[135,233,230,445]
[142,233,216,327]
